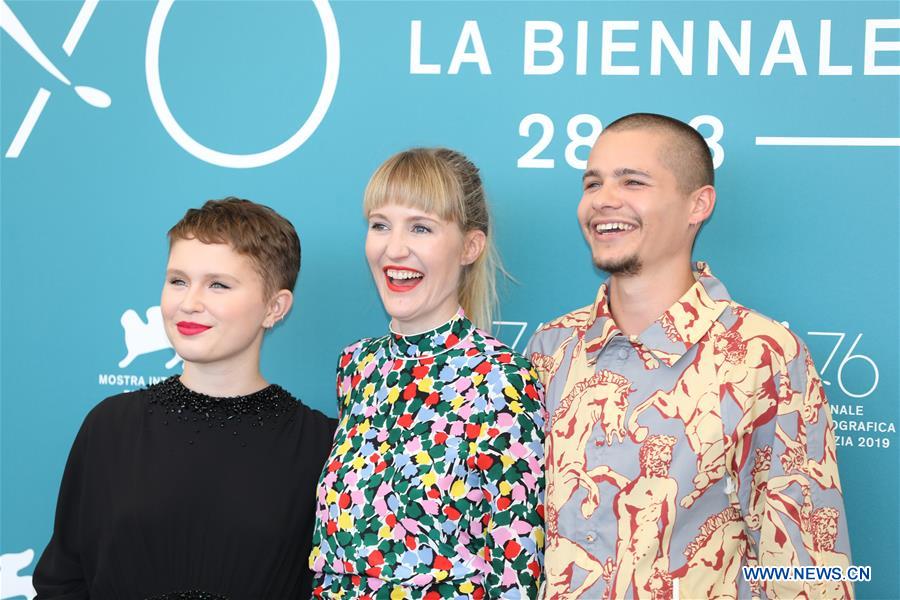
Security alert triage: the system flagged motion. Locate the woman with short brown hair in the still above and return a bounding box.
[35,198,336,599]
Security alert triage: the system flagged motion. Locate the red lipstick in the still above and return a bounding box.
[383,265,423,293]
[176,321,212,336]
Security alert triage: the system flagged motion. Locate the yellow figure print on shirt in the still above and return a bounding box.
[529,263,851,600]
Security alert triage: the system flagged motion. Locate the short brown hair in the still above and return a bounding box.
[604,113,714,193]
[168,197,300,296]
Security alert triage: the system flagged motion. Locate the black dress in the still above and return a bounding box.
[34,376,337,600]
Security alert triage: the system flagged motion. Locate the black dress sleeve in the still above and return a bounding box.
[33,415,92,599]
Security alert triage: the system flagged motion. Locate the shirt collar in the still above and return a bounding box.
[585,262,732,366]
[388,307,474,359]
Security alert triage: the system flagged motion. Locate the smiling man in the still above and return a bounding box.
[526,113,851,599]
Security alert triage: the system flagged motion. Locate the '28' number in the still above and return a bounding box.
[518,113,725,170]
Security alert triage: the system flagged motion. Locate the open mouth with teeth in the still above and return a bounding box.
[594,222,637,237]
[384,267,424,292]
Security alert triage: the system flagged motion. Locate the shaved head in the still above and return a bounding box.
[603,113,714,193]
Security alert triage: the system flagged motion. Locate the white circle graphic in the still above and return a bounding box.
[146,0,340,169]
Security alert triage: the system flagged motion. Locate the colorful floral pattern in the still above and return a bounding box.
[310,310,545,599]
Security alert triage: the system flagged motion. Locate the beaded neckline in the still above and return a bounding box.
[146,376,296,446]
[145,592,228,600]
[388,308,474,359]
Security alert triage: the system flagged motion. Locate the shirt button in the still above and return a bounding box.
[617,348,629,360]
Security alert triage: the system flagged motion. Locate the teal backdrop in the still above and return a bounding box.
[1,1,898,597]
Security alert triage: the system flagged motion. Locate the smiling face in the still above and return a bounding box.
[161,238,282,369]
[578,129,711,277]
[366,203,481,334]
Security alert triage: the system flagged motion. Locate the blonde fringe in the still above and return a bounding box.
[363,148,502,332]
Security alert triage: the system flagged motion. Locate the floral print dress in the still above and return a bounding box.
[310,310,545,599]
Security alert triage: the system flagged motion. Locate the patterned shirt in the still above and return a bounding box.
[310,310,545,599]
[526,263,851,600]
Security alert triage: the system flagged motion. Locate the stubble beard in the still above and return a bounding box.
[594,253,643,276]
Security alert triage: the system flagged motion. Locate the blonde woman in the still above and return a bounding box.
[310,148,545,599]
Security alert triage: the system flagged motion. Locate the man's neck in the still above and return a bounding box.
[607,260,697,337]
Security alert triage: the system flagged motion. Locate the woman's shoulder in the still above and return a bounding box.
[71,386,156,444]
[336,335,391,369]
[340,334,389,355]
[292,397,338,435]
[465,329,544,428]
[464,329,543,410]
[86,386,155,424]
[469,327,539,376]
